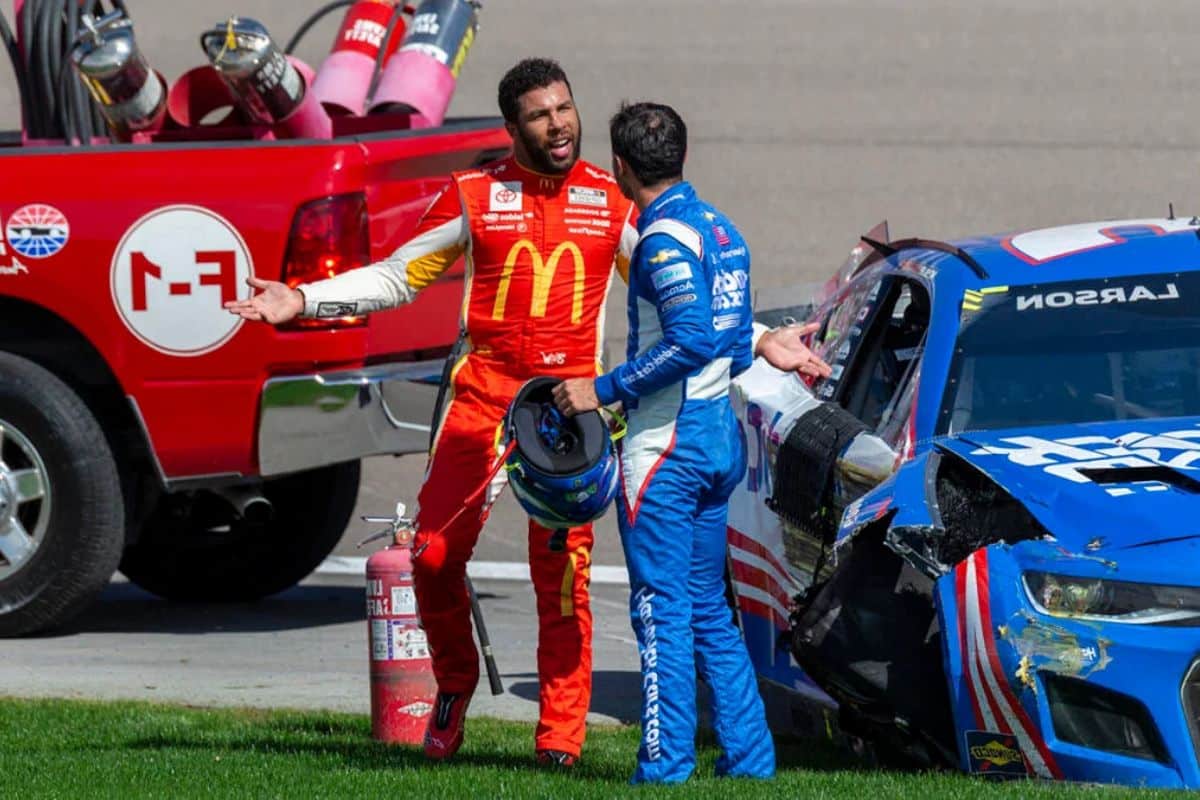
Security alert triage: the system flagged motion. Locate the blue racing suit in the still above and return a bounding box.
[594,182,775,783]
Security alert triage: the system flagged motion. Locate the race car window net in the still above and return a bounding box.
[840,278,929,433]
[938,271,1200,435]
[810,273,891,404]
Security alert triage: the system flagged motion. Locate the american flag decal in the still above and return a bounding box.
[713,225,731,246]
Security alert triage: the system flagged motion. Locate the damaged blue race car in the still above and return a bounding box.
[728,217,1200,786]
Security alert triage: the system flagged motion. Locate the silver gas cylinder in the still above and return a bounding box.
[200,17,305,124]
[70,9,166,139]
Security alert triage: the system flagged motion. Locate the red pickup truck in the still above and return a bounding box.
[0,121,510,634]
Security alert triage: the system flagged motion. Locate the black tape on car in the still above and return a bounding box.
[769,402,868,544]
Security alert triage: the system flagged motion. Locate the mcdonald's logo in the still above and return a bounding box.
[492,240,586,323]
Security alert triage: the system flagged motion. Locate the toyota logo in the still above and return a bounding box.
[495,187,517,203]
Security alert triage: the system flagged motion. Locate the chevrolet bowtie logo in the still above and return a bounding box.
[648,248,682,265]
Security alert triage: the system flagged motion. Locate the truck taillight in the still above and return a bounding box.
[283,193,370,328]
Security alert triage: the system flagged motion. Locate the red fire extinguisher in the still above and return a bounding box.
[311,0,408,116]
[361,503,437,744]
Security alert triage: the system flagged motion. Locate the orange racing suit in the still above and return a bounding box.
[300,156,636,756]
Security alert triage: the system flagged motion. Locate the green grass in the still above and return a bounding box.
[0,697,1177,798]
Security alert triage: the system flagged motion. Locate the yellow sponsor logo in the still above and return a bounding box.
[492,240,586,323]
[449,25,475,79]
[963,285,1008,313]
[648,248,681,265]
[970,741,1023,767]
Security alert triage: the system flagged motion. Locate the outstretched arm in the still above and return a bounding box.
[224,183,467,324]
[224,275,305,323]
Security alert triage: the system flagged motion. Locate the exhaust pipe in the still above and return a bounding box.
[216,485,275,524]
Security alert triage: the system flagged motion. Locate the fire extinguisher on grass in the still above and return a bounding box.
[359,498,504,743]
[360,503,438,743]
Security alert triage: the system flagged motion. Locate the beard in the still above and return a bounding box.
[517,126,581,175]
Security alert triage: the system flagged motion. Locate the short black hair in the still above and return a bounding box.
[609,102,686,186]
[497,58,573,124]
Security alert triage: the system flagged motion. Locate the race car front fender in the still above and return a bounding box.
[936,542,1200,787]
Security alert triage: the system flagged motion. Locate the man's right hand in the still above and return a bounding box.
[756,322,833,379]
[224,276,305,324]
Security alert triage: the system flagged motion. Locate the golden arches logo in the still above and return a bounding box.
[492,240,586,323]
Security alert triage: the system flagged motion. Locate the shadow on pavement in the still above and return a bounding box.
[506,669,641,724]
[45,581,364,637]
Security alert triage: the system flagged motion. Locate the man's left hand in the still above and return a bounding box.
[756,322,834,379]
[553,378,600,416]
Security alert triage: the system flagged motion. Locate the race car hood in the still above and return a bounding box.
[935,417,1200,553]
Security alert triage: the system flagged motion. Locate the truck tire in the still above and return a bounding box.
[119,461,361,601]
[0,353,125,636]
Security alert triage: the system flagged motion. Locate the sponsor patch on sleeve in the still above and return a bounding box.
[650,262,693,290]
[316,301,359,318]
[662,293,697,311]
[648,248,682,265]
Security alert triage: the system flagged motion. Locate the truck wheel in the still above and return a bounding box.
[119,461,361,601]
[0,353,124,636]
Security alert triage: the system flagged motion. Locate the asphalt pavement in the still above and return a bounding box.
[3,0,1200,722]
[0,572,641,723]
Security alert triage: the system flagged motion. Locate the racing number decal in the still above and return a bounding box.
[130,251,238,311]
[1001,218,1197,264]
[492,239,585,323]
[111,205,253,356]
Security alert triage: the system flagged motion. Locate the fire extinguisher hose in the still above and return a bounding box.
[17,0,113,143]
[284,0,356,54]
[0,8,34,138]
[364,2,412,105]
[412,438,517,561]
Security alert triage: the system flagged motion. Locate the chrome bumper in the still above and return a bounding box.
[257,360,444,477]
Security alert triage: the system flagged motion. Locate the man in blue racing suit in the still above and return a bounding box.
[554,102,824,783]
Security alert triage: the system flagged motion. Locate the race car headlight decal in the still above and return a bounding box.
[1023,572,1200,625]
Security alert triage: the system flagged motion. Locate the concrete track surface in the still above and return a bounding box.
[3,1,1199,723]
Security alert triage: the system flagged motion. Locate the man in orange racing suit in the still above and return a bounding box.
[225,58,823,766]
[227,58,636,767]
